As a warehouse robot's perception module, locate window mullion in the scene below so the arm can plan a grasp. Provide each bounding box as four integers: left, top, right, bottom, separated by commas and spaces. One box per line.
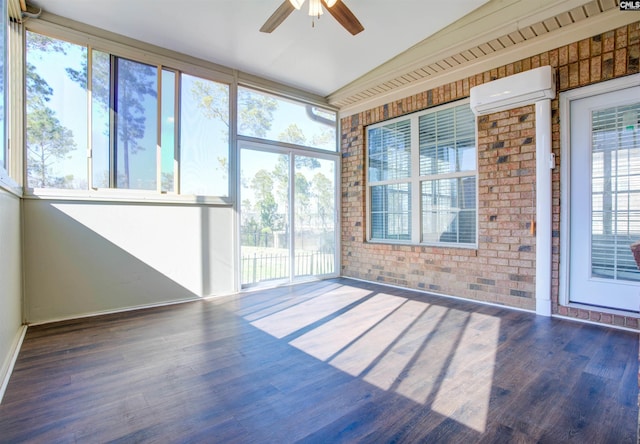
155, 65, 162, 193
8, 19, 23, 185
411, 114, 421, 244
87, 47, 93, 190
174, 71, 180, 195
289, 151, 295, 282
109, 55, 117, 188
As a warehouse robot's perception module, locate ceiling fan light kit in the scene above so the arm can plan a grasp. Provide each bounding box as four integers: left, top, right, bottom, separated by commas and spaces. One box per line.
289, 0, 338, 11
262, 0, 364, 35
308, 0, 323, 17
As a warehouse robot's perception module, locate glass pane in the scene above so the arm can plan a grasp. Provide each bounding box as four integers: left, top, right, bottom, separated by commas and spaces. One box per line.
295, 156, 336, 278
240, 150, 290, 286
26, 32, 88, 189
115, 57, 157, 190
370, 183, 411, 241
368, 119, 411, 182
91, 50, 110, 188
591, 103, 640, 281
180, 73, 229, 196
422, 177, 476, 244
419, 104, 475, 176
161, 69, 175, 193
238, 86, 337, 151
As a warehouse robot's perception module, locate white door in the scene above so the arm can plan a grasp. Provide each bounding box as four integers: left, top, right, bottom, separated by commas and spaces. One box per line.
569, 85, 640, 312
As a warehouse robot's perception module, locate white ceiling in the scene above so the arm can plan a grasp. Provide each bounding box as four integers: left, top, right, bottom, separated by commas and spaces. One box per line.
29, 0, 490, 97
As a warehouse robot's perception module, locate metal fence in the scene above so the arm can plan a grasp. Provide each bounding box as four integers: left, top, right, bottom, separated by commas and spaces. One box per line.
241, 250, 335, 286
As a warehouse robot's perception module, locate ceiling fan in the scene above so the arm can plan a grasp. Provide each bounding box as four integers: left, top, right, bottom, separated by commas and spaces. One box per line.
260, 0, 364, 36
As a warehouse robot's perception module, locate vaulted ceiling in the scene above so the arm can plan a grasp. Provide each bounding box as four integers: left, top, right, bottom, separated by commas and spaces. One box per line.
27, 0, 489, 95
24, 0, 635, 114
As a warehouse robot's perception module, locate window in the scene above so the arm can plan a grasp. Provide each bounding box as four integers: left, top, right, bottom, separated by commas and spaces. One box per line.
237, 87, 339, 287
238, 86, 336, 151
367, 101, 477, 246
25, 31, 230, 197
180, 74, 229, 196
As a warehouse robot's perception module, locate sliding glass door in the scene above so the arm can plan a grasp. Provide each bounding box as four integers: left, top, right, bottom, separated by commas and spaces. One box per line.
294, 155, 336, 279
240, 143, 337, 287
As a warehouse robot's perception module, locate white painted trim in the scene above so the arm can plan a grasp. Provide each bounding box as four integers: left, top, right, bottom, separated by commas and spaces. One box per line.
535, 99, 553, 317
342, 276, 535, 314
22, 190, 234, 206
0, 325, 27, 404
26, 295, 204, 327
335, 10, 636, 117
0, 173, 21, 197
558, 74, 640, 307
364, 99, 478, 248
344, 276, 637, 332
332, 0, 590, 104
236, 139, 341, 289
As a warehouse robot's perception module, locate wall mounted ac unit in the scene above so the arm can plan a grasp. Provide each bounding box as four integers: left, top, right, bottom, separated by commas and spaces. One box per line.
470, 65, 556, 116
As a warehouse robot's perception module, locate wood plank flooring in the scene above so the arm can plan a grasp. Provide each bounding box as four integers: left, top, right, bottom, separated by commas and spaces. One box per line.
0, 278, 637, 443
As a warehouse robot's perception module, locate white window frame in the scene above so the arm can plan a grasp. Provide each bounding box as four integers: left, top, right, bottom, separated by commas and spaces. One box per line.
236, 138, 341, 287
0, 0, 16, 195
366, 99, 478, 247
22, 20, 237, 205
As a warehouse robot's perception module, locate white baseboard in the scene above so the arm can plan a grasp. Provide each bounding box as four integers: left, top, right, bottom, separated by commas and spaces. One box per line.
27, 296, 203, 326
0, 325, 28, 404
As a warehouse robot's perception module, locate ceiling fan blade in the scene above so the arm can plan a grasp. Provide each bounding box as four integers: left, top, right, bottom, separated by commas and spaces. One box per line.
322, 0, 364, 35
260, 1, 296, 33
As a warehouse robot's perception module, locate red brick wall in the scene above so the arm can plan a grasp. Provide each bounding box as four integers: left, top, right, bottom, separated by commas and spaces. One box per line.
340, 22, 640, 329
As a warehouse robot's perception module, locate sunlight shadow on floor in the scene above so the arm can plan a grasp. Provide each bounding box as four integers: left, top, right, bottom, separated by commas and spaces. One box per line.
250, 287, 373, 339
246, 284, 500, 433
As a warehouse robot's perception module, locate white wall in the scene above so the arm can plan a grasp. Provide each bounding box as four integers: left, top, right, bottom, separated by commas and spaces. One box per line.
23, 200, 235, 323
0, 187, 23, 393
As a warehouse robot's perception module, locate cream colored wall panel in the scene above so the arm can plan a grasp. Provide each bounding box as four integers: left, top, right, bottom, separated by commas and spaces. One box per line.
23, 200, 235, 323
0, 189, 23, 399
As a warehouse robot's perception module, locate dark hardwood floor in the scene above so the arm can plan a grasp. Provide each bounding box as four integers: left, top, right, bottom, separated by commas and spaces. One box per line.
1, 278, 637, 443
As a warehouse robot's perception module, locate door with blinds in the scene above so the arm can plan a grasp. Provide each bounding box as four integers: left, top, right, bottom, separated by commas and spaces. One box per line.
569, 85, 640, 312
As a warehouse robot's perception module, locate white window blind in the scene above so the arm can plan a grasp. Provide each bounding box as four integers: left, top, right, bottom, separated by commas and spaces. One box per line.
368, 119, 411, 182
591, 103, 640, 281
419, 105, 475, 175
367, 101, 476, 245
